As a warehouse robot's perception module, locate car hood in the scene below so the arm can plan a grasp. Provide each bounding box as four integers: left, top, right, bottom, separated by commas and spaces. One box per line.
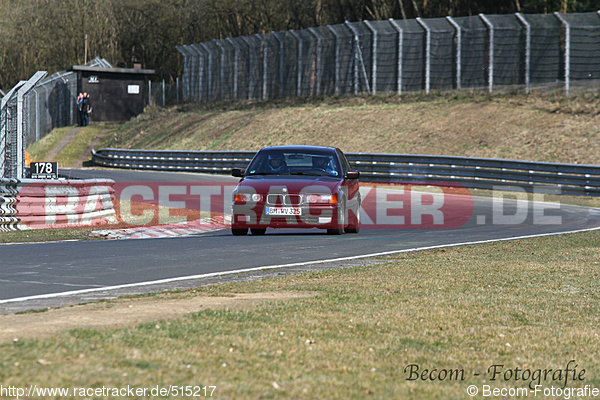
236, 175, 342, 193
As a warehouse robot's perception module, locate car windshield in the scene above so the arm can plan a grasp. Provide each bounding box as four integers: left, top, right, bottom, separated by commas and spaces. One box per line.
246, 150, 341, 177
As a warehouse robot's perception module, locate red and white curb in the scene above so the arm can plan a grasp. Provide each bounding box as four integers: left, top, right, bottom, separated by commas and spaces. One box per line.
91, 215, 230, 239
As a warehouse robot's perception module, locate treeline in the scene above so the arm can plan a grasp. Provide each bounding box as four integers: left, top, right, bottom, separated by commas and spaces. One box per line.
0, 0, 597, 89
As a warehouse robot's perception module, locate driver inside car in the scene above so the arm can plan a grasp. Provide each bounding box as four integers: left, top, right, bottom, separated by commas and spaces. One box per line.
312, 156, 338, 175
266, 153, 289, 173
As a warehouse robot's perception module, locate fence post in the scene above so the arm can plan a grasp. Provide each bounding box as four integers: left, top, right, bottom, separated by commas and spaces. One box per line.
554, 12, 570, 95
272, 32, 285, 98
190, 45, 205, 102
326, 26, 341, 95
148, 80, 152, 106
0, 84, 19, 176
34, 88, 40, 142
345, 21, 371, 95
389, 19, 404, 95
16, 71, 47, 178
227, 38, 240, 100
446, 16, 462, 90
241, 36, 255, 99
176, 45, 192, 102
345, 22, 360, 94
176, 77, 179, 105
162, 79, 165, 107
416, 18, 431, 94
364, 21, 377, 95
215, 40, 226, 100
515, 13, 531, 94
256, 34, 268, 99
479, 14, 494, 93
290, 30, 303, 97
308, 28, 323, 95
199, 43, 213, 101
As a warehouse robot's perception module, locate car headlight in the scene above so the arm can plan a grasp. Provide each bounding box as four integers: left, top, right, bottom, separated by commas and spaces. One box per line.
306, 194, 338, 204
233, 193, 264, 203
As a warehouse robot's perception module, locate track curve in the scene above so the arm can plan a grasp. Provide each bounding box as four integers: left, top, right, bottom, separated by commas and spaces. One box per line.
1, 169, 599, 313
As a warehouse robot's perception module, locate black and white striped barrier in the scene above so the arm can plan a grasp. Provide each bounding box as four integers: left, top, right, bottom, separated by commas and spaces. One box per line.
0, 178, 117, 231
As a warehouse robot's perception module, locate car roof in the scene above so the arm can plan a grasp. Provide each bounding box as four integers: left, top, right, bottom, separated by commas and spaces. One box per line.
258, 145, 339, 153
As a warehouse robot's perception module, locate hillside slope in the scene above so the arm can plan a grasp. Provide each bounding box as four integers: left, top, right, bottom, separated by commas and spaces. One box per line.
102, 93, 599, 165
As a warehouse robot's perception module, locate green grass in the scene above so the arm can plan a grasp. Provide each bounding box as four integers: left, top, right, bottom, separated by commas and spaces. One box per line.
26, 126, 73, 160
1, 231, 599, 399
53, 125, 108, 167
27, 125, 111, 168
0, 227, 101, 243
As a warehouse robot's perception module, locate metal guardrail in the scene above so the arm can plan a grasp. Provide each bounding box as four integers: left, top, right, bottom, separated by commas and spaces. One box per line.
92, 148, 600, 197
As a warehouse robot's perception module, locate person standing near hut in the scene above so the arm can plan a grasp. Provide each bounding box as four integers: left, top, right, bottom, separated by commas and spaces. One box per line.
81, 92, 92, 126
76, 93, 84, 126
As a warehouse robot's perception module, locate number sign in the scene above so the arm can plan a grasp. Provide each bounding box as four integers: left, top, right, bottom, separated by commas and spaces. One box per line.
30, 162, 58, 179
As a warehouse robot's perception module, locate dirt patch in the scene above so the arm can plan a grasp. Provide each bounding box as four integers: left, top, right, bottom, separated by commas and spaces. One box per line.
0, 291, 318, 343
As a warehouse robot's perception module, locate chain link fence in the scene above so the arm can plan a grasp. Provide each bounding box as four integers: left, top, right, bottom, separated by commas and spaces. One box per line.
23, 57, 112, 148
177, 11, 600, 103
1, 72, 48, 179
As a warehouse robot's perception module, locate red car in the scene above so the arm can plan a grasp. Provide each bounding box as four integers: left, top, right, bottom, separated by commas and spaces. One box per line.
231, 145, 361, 235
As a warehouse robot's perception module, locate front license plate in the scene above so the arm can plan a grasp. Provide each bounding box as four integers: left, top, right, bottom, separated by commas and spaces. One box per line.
266, 207, 301, 216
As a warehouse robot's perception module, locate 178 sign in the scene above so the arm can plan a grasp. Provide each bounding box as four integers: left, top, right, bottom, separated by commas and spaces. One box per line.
30, 161, 58, 179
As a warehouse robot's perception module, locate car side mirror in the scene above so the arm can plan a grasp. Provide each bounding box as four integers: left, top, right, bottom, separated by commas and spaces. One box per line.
346, 171, 360, 179
231, 168, 244, 177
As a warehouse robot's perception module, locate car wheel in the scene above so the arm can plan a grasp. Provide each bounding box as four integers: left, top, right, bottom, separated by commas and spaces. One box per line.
327, 200, 345, 235
344, 206, 360, 234
231, 228, 248, 236
250, 228, 266, 235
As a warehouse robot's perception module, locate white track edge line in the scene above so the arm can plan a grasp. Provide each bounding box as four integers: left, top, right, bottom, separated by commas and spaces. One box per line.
1, 226, 599, 305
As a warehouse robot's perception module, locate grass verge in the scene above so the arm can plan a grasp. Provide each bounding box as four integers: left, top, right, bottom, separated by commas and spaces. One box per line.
25, 126, 73, 160
26, 125, 110, 167
0, 227, 100, 244
1, 230, 599, 399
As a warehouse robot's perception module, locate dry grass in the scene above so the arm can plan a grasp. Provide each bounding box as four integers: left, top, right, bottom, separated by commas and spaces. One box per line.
27, 125, 109, 167
103, 92, 600, 165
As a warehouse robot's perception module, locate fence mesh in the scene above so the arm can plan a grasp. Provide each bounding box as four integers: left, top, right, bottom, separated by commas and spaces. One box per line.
561, 12, 600, 91
451, 15, 488, 89
178, 11, 600, 102
0, 93, 19, 178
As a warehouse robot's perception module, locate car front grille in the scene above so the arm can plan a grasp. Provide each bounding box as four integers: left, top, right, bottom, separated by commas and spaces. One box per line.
267, 194, 302, 205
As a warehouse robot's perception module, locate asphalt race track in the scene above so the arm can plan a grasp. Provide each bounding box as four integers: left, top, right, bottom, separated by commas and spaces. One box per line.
1, 169, 599, 313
